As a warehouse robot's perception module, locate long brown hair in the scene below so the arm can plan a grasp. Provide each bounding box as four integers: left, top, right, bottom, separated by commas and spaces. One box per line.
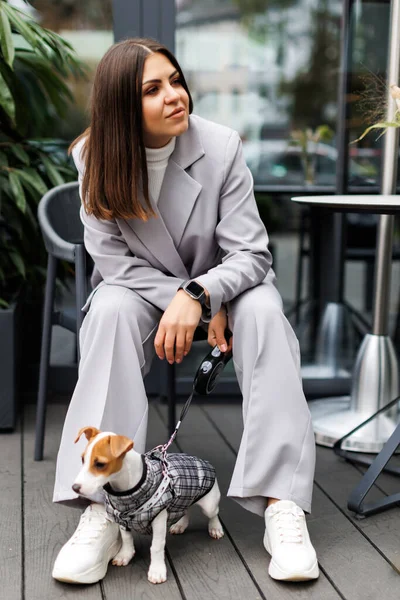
70, 38, 193, 221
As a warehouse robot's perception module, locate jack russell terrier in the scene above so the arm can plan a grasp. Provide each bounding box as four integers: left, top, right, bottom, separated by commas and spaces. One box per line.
72, 426, 224, 584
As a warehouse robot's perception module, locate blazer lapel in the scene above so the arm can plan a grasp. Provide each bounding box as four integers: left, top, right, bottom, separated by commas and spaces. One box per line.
127, 203, 189, 279
158, 117, 205, 247
126, 117, 205, 279
158, 160, 202, 249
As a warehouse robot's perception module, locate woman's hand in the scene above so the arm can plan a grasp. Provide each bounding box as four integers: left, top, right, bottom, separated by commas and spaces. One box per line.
154, 290, 202, 364
207, 305, 233, 353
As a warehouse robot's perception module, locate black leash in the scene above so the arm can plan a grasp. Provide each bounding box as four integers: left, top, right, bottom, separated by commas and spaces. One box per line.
156, 333, 233, 457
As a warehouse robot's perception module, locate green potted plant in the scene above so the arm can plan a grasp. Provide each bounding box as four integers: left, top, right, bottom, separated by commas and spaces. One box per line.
289, 124, 334, 185
0, 0, 85, 428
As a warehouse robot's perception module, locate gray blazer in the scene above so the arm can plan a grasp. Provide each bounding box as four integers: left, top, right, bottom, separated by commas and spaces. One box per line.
72, 114, 272, 318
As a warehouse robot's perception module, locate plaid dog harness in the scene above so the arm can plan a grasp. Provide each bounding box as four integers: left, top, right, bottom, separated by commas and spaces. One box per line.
103, 449, 216, 535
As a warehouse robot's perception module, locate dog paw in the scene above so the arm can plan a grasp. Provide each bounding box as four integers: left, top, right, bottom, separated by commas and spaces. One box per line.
208, 516, 224, 539
170, 523, 185, 534
169, 517, 189, 535
209, 526, 224, 539
112, 549, 135, 566
148, 563, 167, 584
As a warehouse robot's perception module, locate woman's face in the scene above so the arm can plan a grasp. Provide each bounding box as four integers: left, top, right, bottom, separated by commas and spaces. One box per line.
141, 52, 189, 148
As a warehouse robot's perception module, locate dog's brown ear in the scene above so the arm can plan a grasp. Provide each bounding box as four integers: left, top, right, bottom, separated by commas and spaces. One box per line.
109, 435, 134, 458
74, 426, 101, 444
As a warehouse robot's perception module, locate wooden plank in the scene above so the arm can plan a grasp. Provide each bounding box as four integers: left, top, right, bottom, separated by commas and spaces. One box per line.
149, 401, 340, 600
23, 404, 102, 600
23, 403, 183, 600
0, 421, 22, 599
203, 402, 400, 599
314, 443, 400, 575
147, 402, 269, 600
103, 534, 183, 600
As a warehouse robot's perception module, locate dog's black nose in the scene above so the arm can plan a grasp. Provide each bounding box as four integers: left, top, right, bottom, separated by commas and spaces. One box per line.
72, 483, 81, 493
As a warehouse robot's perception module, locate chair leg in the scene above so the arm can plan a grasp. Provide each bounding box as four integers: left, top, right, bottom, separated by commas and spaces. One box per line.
74, 245, 87, 362
294, 209, 307, 326
364, 260, 374, 313
34, 255, 57, 461
167, 362, 177, 436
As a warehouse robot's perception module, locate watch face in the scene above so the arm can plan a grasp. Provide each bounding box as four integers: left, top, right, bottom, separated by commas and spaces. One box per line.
186, 281, 204, 298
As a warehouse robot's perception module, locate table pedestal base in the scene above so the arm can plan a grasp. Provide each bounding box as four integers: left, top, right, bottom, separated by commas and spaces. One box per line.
309, 396, 400, 452
309, 334, 399, 452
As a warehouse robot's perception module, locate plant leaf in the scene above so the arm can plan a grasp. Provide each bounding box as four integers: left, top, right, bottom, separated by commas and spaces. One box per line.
315, 124, 334, 142
352, 121, 400, 143
2, 3, 38, 50
0, 150, 8, 167
10, 144, 30, 165
10, 250, 26, 278
0, 66, 15, 123
14, 167, 47, 196
39, 153, 64, 186
0, 7, 15, 68
9, 171, 26, 212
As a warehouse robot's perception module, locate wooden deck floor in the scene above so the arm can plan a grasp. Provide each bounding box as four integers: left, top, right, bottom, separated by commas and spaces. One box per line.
3, 399, 400, 600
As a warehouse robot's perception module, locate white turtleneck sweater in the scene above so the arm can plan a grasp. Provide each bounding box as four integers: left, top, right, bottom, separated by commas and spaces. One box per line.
145, 137, 176, 204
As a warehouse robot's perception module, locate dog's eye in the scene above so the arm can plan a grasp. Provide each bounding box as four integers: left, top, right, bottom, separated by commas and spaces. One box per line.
81, 456, 84, 464
95, 461, 106, 469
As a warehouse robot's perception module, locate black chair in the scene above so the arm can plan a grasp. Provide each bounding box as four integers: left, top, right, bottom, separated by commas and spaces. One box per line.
35, 182, 87, 461
34, 182, 198, 457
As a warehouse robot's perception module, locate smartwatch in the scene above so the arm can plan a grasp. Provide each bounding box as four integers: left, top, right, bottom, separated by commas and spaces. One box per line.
178, 280, 209, 309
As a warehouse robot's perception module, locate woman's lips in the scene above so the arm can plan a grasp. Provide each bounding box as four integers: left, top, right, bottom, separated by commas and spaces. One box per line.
167, 108, 186, 119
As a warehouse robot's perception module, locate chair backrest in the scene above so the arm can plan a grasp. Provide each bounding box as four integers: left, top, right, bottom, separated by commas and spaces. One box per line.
38, 181, 82, 262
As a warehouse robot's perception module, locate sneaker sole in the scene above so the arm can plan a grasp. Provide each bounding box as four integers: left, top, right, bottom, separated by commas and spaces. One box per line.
268, 558, 319, 581
52, 538, 122, 584
264, 533, 319, 582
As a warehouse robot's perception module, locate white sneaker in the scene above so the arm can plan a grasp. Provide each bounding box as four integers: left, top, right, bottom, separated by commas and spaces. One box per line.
52, 503, 122, 584
264, 500, 319, 581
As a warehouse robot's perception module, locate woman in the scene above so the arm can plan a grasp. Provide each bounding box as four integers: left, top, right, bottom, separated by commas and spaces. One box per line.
52, 38, 318, 585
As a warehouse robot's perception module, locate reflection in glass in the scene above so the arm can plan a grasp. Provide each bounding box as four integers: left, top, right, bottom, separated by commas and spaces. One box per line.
175, 0, 341, 187
31, 0, 114, 139
348, 2, 392, 187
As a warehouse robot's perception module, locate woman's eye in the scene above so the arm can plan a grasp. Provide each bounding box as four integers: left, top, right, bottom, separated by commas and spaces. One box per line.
172, 78, 182, 86
145, 87, 157, 95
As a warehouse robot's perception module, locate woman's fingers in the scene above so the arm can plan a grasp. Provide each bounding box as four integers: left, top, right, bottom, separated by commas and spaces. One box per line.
207, 327, 217, 347
209, 324, 227, 352
227, 335, 233, 353
215, 330, 227, 352
161, 325, 195, 363
184, 330, 194, 357
154, 325, 166, 360
175, 330, 186, 364
164, 328, 177, 364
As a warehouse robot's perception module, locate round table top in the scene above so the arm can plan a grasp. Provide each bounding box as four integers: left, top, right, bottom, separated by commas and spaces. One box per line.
291, 194, 400, 213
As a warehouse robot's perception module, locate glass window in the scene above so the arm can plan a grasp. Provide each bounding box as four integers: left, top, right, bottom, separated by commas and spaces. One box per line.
31, 0, 114, 140
348, 1, 394, 187
175, 0, 342, 187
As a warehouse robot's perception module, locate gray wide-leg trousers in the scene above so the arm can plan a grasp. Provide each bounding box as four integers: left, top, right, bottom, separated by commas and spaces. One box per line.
53, 272, 315, 516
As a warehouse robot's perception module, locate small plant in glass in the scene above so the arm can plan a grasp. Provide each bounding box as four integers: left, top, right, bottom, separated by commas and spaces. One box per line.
289, 125, 334, 185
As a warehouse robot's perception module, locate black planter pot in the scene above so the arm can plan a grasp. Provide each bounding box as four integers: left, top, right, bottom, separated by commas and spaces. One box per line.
0, 301, 21, 431
19, 301, 43, 399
